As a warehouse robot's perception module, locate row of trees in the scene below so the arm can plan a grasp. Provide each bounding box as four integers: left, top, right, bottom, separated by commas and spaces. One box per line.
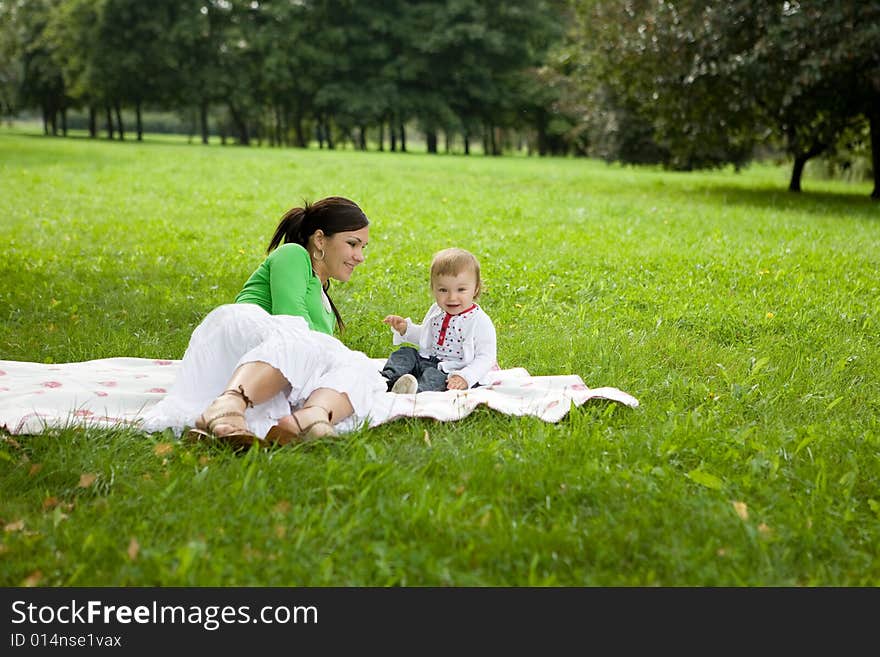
0, 0, 565, 154
1, 0, 877, 197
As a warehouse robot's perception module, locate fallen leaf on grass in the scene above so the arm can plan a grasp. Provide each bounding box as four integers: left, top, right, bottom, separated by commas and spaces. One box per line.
5, 520, 25, 532
78, 473, 97, 488
28, 463, 43, 476
42, 497, 59, 510
2, 436, 22, 449
52, 507, 68, 527
22, 570, 42, 587
687, 469, 723, 490
127, 538, 140, 561
423, 429, 431, 447
153, 443, 173, 457
732, 501, 749, 520
758, 523, 773, 537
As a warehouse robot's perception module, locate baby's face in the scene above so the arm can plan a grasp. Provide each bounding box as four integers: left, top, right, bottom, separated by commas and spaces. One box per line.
431, 270, 479, 315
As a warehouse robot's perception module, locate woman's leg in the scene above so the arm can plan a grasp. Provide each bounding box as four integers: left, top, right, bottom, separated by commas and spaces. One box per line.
226, 361, 289, 405
271, 387, 354, 442
198, 361, 289, 437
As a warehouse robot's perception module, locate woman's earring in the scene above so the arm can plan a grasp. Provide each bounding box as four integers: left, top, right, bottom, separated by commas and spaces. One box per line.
313, 248, 325, 262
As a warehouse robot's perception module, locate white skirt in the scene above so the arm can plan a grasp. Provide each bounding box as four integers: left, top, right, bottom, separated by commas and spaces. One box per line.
140, 304, 387, 437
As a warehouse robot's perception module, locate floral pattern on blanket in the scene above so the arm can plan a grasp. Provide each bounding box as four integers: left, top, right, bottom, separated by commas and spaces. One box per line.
0, 358, 177, 434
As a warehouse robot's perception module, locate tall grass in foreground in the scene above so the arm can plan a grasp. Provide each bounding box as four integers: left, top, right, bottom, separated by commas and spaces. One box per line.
0, 130, 878, 586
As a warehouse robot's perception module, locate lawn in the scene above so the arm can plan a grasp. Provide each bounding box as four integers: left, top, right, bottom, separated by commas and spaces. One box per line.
0, 129, 878, 586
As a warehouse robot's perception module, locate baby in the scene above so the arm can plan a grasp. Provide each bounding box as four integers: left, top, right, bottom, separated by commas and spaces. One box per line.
381, 247, 497, 394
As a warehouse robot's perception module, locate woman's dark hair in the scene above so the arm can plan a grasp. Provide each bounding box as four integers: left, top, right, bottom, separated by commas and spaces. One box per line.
267, 196, 369, 331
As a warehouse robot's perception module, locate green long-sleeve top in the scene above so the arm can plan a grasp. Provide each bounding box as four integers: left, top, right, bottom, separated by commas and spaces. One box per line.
234, 243, 335, 335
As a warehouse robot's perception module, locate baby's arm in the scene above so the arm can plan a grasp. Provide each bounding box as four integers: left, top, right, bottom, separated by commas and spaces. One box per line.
382, 315, 408, 336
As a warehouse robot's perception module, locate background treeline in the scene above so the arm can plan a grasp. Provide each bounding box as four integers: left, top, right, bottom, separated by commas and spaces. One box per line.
1, 0, 877, 197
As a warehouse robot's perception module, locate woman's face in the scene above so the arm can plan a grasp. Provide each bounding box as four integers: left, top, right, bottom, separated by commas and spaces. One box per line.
314, 226, 369, 283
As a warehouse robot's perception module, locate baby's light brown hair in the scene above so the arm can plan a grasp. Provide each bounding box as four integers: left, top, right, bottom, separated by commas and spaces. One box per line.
430, 248, 482, 298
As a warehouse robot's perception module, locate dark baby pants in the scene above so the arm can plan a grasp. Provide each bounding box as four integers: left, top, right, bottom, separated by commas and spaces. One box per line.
381, 346, 449, 392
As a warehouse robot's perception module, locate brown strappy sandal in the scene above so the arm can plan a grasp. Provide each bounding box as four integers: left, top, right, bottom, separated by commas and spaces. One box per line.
185, 385, 262, 450
265, 405, 338, 446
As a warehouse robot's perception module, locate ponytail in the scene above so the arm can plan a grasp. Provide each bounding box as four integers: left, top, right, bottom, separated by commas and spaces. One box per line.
267, 202, 311, 254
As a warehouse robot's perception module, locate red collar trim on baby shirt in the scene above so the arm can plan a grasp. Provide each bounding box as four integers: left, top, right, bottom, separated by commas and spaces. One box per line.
437, 304, 477, 346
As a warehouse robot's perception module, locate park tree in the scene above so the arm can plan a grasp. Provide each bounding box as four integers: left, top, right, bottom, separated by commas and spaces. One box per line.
693, 1, 880, 194
5, 0, 70, 135
95, 0, 180, 141
166, 1, 228, 145
254, 0, 323, 148
0, 1, 23, 119
190, 0, 263, 145
310, 0, 399, 150
396, 0, 564, 155
574, 0, 758, 169
574, 0, 879, 197
44, 0, 107, 138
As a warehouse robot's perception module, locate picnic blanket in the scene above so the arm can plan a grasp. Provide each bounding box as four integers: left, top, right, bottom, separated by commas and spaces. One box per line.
0, 358, 639, 436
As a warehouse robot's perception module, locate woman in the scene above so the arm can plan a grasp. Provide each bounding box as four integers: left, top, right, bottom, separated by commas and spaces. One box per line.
141, 196, 387, 449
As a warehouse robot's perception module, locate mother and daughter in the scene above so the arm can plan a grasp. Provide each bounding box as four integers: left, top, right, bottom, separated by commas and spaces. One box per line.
142, 196, 497, 449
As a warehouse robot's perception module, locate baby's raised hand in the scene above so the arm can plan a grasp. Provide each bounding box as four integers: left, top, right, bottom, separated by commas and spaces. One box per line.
382, 315, 407, 335
446, 374, 468, 390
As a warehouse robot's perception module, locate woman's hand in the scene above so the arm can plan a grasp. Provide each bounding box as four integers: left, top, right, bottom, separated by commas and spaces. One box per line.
446, 374, 468, 390
382, 315, 407, 335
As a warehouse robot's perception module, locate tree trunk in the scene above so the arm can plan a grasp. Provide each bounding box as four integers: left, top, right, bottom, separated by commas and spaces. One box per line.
135, 101, 143, 141
378, 122, 384, 151
325, 118, 334, 149
425, 130, 437, 153
228, 103, 249, 145
399, 123, 406, 152
389, 119, 396, 151
358, 124, 367, 151
445, 131, 451, 153
114, 103, 125, 140
105, 106, 114, 139
537, 113, 548, 156
200, 101, 209, 145
788, 155, 807, 192
464, 133, 470, 155
788, 141, 827, 192
295, 115, 305, 148
88, 106, 96, 138
61, 108, 67, 136
487, 125, 499, 156
42, 107, 49, 136
869, 109, 879, 200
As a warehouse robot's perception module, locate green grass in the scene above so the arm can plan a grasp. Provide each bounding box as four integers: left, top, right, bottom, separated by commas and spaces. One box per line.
0, 129, 878, 586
